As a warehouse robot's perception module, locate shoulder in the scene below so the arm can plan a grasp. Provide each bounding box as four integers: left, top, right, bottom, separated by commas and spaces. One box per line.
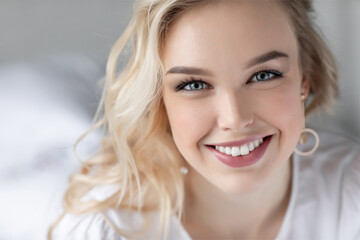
51, 186, 123, 239
320, 131, 360, 239
292, 128, 360, 238
51, 184, 185, 239
52, 208, 162, 240
295, 128, 359, 180
52, 209, 130, 240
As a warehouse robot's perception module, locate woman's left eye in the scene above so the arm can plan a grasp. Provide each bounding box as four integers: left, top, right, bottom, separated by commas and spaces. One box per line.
248, 70, 283, 83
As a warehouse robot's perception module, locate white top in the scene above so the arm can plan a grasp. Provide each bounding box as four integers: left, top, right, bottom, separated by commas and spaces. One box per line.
53, 129, 360, 240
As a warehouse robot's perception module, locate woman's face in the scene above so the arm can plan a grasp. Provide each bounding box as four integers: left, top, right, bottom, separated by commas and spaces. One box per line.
162, 1, 309, 194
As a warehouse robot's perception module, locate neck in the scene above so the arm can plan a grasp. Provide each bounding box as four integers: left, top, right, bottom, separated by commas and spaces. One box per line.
182, 158, 292, 239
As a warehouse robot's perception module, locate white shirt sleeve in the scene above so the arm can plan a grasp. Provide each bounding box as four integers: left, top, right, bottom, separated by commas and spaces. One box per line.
338, 149, 360, 239
52, 212, 123, 240
277, 129, 360, 240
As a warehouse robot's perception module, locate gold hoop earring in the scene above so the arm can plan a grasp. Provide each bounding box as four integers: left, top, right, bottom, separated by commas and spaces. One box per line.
294, 128, 319, 156
295, 93, 319, 156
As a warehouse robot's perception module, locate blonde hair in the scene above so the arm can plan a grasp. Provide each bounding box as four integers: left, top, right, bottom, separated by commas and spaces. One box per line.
49, 0, 338, 239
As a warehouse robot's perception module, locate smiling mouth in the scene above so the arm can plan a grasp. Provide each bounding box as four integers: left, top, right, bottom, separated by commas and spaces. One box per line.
207, 135, 273, 168
211, 136, 268, 157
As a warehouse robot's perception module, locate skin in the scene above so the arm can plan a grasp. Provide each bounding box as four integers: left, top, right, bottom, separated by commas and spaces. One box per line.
162, 1, 310, 239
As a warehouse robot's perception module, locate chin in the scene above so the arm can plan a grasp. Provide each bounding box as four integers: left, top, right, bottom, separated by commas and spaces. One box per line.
215, 173, 271, 195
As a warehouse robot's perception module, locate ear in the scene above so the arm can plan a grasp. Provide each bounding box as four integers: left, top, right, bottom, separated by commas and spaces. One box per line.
301, 76, 310, 99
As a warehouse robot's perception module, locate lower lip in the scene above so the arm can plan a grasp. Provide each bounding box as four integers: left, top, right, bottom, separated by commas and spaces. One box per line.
207, 136, 272, 168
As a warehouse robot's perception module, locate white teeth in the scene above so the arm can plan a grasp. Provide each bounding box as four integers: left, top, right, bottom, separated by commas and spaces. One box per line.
248, 142, 255, 151
231, 146, 241, 157
225, 147, 231, 155
240, 145, 249, 155
214, 137, 266, 156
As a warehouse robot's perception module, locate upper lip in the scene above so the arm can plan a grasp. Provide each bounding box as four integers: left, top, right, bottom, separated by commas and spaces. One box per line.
207, 134, 272, 147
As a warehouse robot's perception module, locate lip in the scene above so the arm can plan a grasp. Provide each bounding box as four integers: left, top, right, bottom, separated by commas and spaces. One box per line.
207, 134, 271, 147
207, 135, 273, 168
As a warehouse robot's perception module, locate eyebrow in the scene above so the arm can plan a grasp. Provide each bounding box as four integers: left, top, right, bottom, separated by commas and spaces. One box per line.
165, 66, 212, 76
165, 50, 289, 76
246, 50, 289, 68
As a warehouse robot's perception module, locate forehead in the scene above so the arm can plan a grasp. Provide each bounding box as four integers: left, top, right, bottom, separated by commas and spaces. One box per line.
163, 0, 298, 74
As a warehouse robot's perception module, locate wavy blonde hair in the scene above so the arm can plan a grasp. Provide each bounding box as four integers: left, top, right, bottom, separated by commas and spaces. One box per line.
49, 0, 338, 239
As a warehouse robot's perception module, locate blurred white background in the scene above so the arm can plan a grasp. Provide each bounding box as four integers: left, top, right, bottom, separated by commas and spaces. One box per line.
0, 1, 359, 239
0, 0, 133, 65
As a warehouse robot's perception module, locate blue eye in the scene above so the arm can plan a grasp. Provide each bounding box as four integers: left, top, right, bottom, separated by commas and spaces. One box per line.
184, 81, 208, 91
249, 70, 283, 83
176, 79, 210, 91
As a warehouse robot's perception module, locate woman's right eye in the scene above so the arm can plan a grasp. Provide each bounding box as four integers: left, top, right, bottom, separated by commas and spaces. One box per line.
176, 79, 210, 91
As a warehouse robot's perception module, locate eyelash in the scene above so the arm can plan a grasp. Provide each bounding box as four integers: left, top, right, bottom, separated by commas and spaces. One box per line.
247, 69, 283, 83
175, 77, 209, 92
175, 69, 284, 92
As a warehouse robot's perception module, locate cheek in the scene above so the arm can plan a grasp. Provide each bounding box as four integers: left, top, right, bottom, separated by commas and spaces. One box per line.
256, 83, 303, 150
164, 96, 214, 152
268, 91, 302, 125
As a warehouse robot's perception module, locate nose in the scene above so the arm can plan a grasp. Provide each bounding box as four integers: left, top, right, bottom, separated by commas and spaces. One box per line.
216, 91, 255, 132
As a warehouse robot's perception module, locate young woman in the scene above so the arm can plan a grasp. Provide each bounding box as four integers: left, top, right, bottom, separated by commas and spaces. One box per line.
50, 0, 360, 239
